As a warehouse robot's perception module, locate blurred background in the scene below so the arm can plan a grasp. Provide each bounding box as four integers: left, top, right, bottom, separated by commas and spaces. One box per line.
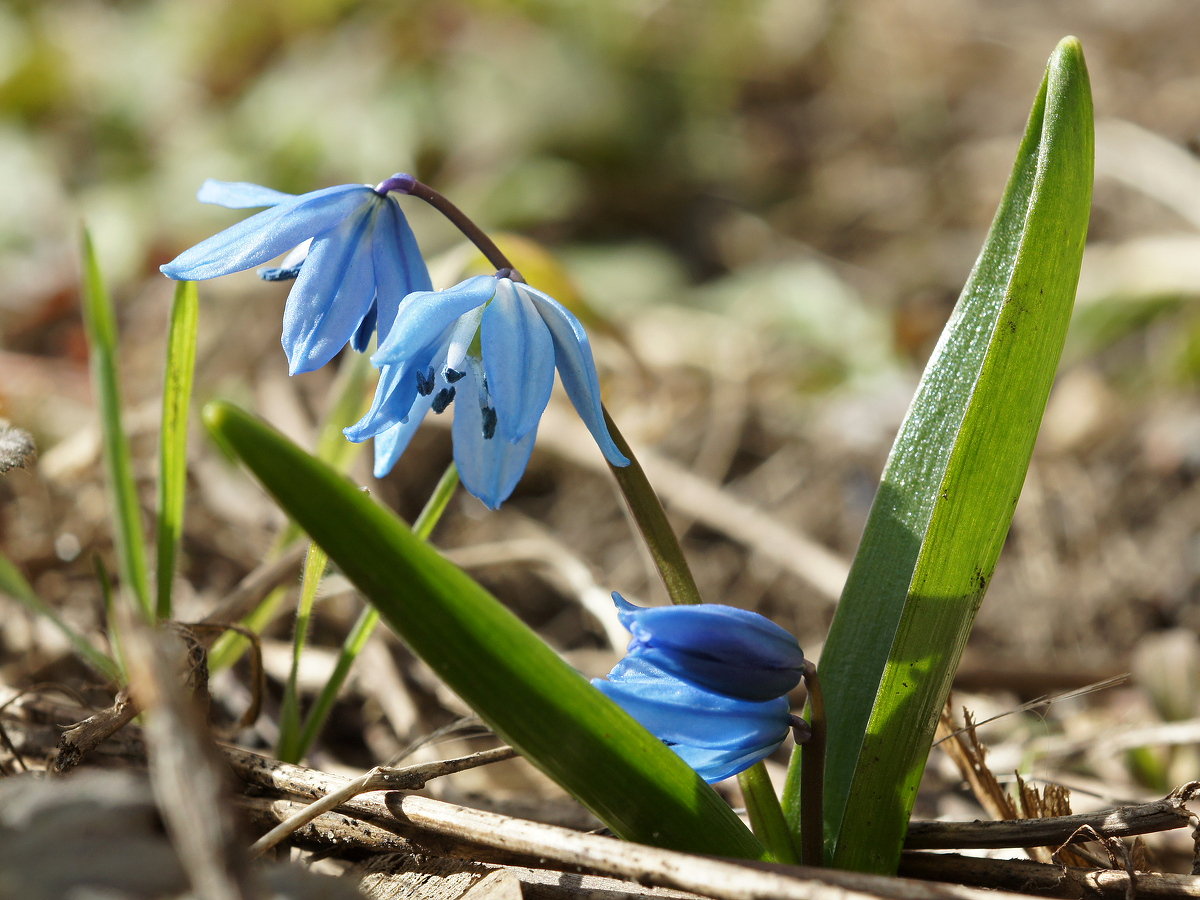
5, 0, 1200, 836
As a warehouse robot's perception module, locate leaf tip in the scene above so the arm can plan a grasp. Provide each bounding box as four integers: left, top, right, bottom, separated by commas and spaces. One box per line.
1050, 35, 1086, 72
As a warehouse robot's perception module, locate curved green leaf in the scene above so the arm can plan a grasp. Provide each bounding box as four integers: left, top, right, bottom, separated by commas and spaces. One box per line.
203, 399, 765, 859
783, 37, 1093, 872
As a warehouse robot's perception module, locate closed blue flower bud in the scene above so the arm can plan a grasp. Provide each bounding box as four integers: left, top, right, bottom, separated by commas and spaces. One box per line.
161, 177, 432, 376
612, 593, 804, 702
592, 656, 792, 783
343, 274, 629, 509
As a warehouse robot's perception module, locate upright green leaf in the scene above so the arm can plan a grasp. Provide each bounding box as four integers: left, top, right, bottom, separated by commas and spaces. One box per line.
81, 232, 152, 620
155, 280, 199, 620
203, 400, 765, 860
782, 37, 1093, 872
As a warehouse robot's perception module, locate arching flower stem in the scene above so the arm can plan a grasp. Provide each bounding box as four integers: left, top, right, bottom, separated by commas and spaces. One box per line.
602, 407, 704, 607
798, 660, 827, 868
381, 175, 524, 283
602, 408, 805, 862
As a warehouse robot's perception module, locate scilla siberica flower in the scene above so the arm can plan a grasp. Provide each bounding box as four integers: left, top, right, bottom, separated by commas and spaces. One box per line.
343, 274, 630, 509
593, 594, 801, 783
160, 177, 432, 374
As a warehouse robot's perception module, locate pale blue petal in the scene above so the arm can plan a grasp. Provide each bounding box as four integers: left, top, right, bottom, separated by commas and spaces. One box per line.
373, 276, 495, 367
282, 203, 379, 374
161, 184, 372, 281
524, 286, 628, 467
594, 659, 792, 750
482, 280, 555, 442
197, 179, 296, 209
344, 331, 450, 441
672, 736, 787, 783
370, 391, 436, 478
452, 369, 536, 509
372, 196, 433, 342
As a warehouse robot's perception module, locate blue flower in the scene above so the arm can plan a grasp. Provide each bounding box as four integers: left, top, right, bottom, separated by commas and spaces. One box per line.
160, 177, 431, 375
343, 274, 629, 509
612, 593, 804, 702
592, 656, 792, 783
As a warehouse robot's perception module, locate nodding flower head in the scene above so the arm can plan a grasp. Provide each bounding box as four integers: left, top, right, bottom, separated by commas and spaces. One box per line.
592, 594, 803, 781
343, 274, 629, 509
160, 176, 431, 375
593, 655, 793, 783
612, 593, 804, 702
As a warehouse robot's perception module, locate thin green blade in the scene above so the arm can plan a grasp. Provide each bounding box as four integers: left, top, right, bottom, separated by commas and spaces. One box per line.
0, 550, 119, 681
783, 37, 1093, 872
155, 279, 199, 620
80, 231, 152, 621
203, 399, 765, 859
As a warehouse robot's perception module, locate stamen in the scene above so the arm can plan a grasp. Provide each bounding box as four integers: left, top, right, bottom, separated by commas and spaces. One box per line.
444, 368, 466, 384
415, 367, 436, 396
431, 387, 456, 414
481, 406, 497, 440
258, 265, 302, 282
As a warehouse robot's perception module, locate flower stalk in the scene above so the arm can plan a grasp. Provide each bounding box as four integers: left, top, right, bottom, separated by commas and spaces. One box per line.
385, 175, 523, 281
602, 408, 703, 607
799, 660, 826, 867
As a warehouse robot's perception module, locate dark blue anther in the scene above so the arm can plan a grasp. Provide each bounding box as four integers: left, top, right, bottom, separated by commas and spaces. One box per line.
415, 367, 436, 396
431, 387, 456, 414
258, 265, 302, 282
481, 407, 497, 440
444, 368, 466, 384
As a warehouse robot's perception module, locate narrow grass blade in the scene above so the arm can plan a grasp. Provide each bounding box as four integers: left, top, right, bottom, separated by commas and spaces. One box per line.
277, 541, 327, 763
295, 462, 460, 760
782, 37, 1094, 872
80, 231, 152, 620
0, 551, 119, 682
155, 280, 199, 620
203, 399, 765, 859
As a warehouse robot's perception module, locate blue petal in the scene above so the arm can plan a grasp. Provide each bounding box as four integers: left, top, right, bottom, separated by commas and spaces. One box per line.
344, 332, 450, 441
593, 659, 792, 750
282, 202, 380, 374
370, 391, 436, 478
372, 196, 433, 343
672, 735, 788, 783
373, 276, 495, 367
161, 183, 372, 281
482, 280, 556, 442
196, 179, 296, 209
613, 593, 804, 701
524, 286, 628, 467
451, 368, 536, 509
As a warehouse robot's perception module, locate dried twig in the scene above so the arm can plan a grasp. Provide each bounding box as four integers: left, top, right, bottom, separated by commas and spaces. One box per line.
248, 746, 518, 857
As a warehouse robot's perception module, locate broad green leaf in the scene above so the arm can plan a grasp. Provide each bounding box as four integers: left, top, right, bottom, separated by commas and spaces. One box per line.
782, 37, 1094, 873
203, 400, 765, 859
155, 279, 199, 620
208, 350, 373, 671
80, 232, 152, 620
295, 462, 460, 761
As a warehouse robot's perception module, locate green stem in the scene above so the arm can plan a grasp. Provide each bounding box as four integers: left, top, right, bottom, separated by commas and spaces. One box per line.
799, 661, 827, 867
277, 541, 328, 762
295, 462, 460, 758
602, 407, 702, 607
737, 762, 799, 864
